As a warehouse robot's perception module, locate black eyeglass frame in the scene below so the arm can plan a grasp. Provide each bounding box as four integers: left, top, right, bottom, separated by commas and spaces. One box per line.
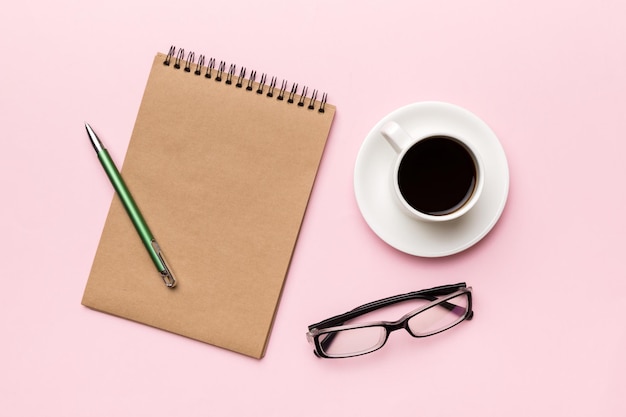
306, 283, 473, 358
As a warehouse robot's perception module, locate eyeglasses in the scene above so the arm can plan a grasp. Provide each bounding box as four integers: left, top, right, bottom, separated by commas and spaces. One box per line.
306, 283, 473, 358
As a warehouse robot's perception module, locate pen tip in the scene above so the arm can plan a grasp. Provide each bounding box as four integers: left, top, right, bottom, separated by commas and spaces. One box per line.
85, 123, 102, 152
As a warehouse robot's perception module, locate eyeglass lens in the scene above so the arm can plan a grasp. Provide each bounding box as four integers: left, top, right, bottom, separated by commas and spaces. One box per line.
407, 292, 469, 336
319, 325, 387, 357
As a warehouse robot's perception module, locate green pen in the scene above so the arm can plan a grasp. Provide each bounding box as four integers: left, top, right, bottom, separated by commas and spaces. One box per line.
85, 123, 176, 288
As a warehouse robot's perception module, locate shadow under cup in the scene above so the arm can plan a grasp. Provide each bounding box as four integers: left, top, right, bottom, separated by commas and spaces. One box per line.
397, 136, 478, 217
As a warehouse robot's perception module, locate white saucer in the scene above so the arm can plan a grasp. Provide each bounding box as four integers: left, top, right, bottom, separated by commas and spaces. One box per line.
354, 101, 509, 257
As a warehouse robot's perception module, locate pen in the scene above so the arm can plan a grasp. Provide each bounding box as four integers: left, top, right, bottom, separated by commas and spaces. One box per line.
85, 123, 177, 288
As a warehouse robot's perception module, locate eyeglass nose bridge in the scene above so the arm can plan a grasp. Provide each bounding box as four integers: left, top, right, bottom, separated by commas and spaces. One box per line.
386, 314, 430, 339
383, 319, 412, 336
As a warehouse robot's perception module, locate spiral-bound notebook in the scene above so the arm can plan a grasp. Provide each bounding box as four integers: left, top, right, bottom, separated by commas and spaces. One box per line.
82, 46, 335, 358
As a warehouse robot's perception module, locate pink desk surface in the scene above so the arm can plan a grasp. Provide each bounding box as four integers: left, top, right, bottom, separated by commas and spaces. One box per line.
2, 1, 625, 415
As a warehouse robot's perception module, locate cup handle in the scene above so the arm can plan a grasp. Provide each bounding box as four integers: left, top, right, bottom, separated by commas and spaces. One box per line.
380, 121, 413, 154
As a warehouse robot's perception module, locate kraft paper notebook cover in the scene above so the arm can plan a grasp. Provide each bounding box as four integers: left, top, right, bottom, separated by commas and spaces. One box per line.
82, 46, 335, 358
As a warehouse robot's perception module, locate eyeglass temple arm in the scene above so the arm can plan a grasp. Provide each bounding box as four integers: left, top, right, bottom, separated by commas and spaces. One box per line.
308, 283, 469, 331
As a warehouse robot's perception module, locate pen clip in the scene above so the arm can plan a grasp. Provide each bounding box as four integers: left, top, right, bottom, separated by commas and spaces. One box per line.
151, 239, 177, 288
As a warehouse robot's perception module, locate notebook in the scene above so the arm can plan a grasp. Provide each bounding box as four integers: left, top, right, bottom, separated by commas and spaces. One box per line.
82, 46, 336, 359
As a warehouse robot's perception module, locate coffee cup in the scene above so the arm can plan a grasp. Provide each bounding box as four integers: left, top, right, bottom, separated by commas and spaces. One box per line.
381, 121, 484, 222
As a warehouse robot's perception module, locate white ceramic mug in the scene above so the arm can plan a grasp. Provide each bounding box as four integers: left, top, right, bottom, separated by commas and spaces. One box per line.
381, 120, 484, 222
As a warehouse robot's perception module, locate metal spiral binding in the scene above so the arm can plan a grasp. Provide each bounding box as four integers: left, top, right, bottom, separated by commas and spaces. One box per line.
236, 68, 246, 88
246, 70, 256, 91
226, 64, 236, 85
194, 55, 205, 76
267, 77, 277, 98
163, 46, 327, 113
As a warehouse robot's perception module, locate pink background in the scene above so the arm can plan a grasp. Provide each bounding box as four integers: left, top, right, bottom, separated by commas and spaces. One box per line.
2, 0, 625, 415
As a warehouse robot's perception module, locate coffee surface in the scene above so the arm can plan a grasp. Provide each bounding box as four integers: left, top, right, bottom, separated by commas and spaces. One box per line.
398, 136, 476, 216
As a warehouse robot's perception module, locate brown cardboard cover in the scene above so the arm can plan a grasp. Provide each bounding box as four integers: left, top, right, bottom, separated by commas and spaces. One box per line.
82, 52, 335, 358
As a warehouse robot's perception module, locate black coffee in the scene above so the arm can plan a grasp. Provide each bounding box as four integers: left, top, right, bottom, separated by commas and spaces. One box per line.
397, 136, 477, 216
